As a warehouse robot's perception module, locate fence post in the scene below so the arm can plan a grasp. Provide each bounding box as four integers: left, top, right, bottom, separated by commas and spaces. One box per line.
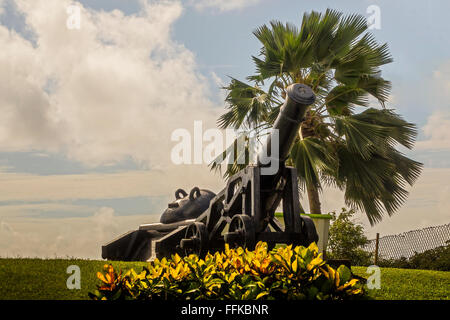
374, 233, 380, 265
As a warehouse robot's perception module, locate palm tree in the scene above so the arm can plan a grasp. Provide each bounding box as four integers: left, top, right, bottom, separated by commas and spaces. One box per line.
210, 9, 423, 225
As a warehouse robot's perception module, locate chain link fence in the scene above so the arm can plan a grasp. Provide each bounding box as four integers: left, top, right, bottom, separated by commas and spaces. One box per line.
363, 223, 450, 260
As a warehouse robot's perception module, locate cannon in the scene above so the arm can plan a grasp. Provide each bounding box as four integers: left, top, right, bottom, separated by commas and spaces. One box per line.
102, 83, 318, 261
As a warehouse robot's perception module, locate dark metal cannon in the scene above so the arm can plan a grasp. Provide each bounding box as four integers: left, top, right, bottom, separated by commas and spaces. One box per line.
102, 83, 318, 261
160, 187, 216, 224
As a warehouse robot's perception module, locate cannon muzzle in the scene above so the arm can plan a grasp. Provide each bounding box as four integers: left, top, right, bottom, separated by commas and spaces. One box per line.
258, 83, 315, 169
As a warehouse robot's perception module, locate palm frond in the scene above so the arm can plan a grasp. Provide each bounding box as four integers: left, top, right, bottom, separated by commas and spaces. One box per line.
333, 114, 389, 160
385, 146, 423, 186
355, 108, 418, 149
325, 85, 369, 115
217, 78, 272, 129
290, 137, 335, 189
329, 13, 368, 57
336, 145, 416, 225
333, 33, 393, 102
209, 132, 253, 179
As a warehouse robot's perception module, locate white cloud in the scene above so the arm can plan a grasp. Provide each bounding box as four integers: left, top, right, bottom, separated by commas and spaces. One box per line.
431, 62, 450, 101
0, 0, 222, 169
416, 110, 450, 150
0, 168, 223, 203
0, 208, 158, 259
0, 2, 231, 261
413, 61, 450, 152
191, 0, 262, 12
0, 25, 63, 153
0, 0, 228, 228
0, 202, 94, 218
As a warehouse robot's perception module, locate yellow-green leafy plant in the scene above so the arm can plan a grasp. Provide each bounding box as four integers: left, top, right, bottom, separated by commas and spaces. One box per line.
89, 242, 366, 300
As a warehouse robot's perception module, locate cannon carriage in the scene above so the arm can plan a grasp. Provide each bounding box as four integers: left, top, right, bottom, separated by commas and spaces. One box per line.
102, 83, 319, 261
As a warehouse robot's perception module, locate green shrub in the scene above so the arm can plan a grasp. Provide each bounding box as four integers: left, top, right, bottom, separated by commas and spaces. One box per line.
377, 256, 410, 269
378, 243, 450, 271
327, 208, 373, 266
89, 242, 367, 300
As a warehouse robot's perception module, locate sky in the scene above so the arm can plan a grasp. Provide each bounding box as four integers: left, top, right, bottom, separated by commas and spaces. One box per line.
0, 0, 449, 259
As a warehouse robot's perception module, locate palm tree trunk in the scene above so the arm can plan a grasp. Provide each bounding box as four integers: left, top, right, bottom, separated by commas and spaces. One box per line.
300, 112, 322, 214
298, 197, 306, 213
306, 183, 322, 214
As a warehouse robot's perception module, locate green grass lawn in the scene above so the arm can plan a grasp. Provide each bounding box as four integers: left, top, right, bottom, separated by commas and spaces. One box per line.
0, 258, 449, 300
0, 258, 148, 300
352, 266, 450, 300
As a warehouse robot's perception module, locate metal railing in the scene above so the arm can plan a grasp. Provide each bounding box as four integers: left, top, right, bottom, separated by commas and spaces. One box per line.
363, 223, 450, 260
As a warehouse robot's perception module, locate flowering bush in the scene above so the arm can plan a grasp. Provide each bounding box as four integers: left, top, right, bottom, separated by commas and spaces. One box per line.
89, 242, 366, 300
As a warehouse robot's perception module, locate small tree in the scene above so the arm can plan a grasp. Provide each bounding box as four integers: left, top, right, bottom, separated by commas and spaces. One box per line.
327, 208, 372, 265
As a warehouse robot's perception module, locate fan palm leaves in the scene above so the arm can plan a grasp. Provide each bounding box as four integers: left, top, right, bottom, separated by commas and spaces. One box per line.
211, 9, 422, 225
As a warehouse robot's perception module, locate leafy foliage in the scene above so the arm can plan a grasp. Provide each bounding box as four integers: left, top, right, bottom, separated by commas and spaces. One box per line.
327, 208, 373, 266
377, 243, 450, 271
89, 242, 366, 300
212, 9, 423, 224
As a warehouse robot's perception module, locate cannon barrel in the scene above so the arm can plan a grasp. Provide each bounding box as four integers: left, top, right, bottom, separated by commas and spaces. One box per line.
254, 83, 315, 232
257, 83, 315, 169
